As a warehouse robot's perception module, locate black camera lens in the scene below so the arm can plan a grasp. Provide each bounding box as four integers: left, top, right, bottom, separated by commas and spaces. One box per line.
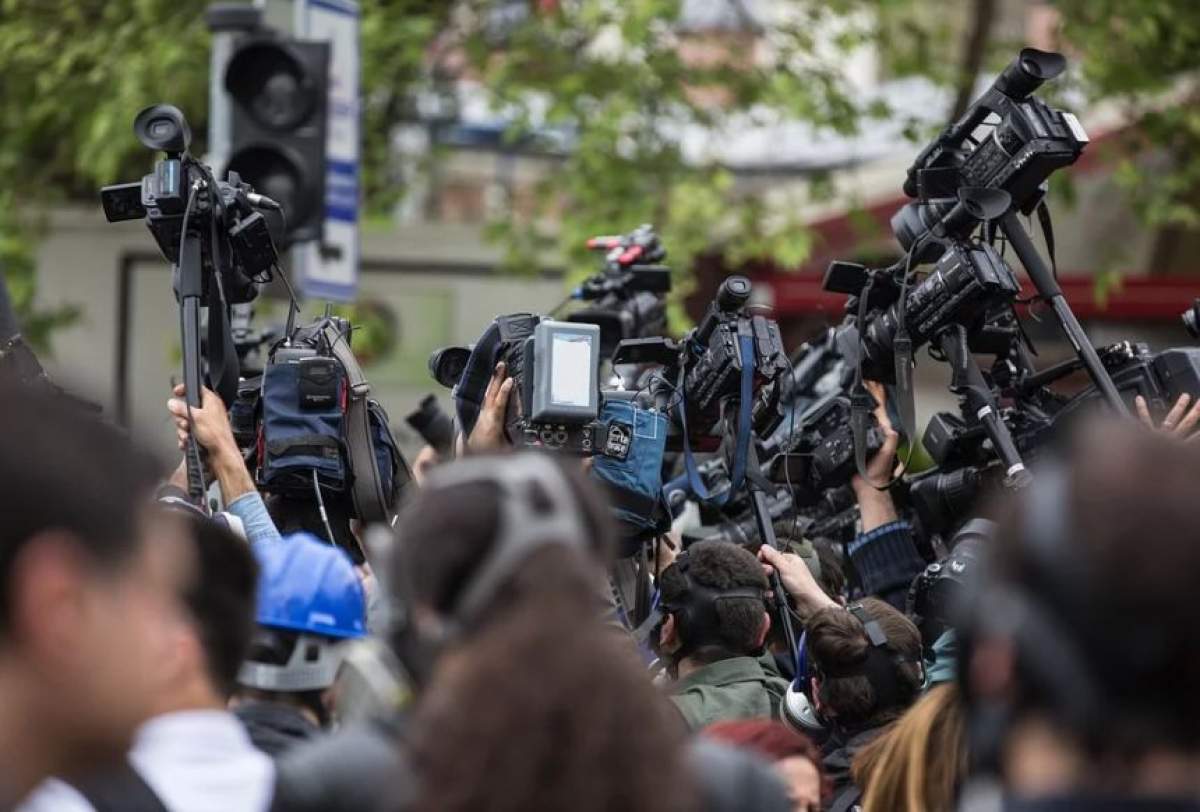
716, 275, 752, 312
406, 394, 455, 456
133, 104, 192, 154
428, 346, 471, 389
1183, 299, 1200, 341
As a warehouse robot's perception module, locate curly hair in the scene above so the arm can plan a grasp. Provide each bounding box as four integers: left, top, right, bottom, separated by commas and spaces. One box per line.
658, 540, 769, 666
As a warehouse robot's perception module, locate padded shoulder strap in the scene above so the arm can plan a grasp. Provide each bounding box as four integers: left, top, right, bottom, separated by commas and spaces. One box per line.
69, 761, 169, 812
322, 323, 389, 523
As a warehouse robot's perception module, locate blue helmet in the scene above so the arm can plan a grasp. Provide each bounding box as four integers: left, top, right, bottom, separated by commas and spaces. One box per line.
253, 532, 367, 640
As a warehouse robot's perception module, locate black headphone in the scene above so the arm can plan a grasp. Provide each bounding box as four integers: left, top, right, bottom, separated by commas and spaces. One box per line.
809, 602, 925, 720
389, 454, 595, 683
656, 550, 767, 658
957, 462, 1105, 772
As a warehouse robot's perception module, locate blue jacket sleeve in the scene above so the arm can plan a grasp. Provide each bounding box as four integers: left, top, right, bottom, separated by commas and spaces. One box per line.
226, 491, 284, 548
846, 521, 925, 611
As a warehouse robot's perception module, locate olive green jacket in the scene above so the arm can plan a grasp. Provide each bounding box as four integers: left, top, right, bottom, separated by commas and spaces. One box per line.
668, 655, 790, 731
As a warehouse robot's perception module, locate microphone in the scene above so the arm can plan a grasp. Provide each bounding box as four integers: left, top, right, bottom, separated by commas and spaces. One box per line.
246, 192, 282, 211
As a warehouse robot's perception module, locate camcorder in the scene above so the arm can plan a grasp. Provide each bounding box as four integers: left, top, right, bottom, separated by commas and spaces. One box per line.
100, 104, 282, 304
892, 47, 1089, 261
824, 238, 1022, 384
615, 275, 790, 451
100, 103, 284, 504
567, 224, 672, 358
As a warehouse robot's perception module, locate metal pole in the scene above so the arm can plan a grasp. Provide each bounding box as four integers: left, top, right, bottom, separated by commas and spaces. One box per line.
1000, 211, 1128, 415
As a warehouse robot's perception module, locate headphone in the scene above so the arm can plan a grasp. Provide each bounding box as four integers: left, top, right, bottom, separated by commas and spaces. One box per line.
390, 453, 595, 673
786, 601, 923, 736
957, 462, 1106, 772
655, 549, 767, 658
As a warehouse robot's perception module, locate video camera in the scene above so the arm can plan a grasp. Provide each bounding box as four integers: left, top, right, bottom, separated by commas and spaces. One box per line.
567, 224, 672, 358
615, 275, 790, 451
892, 48, 1089, 261
100, 104, 281, 301
100, 103, 284, 504
824, 235, 1022, 383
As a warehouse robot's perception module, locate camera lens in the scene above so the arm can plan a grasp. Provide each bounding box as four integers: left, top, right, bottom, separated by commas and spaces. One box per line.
1183, 299, 1200, 341
428, 346, 471, 389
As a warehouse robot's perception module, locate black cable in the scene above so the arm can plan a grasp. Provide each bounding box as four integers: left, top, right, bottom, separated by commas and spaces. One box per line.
312, 469, 336, 544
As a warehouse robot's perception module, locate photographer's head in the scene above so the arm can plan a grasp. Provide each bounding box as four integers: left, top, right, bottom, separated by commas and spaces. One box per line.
155, 509, 259, 706
962, 423, 1200, 797
391, 451, 615, 681
656, 540, 771, 676
0, 387, 184, 801
806, 598, 923, 732
235, 532, 366, 730
398, 453, 696, 812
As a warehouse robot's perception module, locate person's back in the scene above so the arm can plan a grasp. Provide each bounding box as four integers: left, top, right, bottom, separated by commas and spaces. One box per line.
961, 423, 1200, 810
657, 540, 789, 730
399, 454, 701, 812
803, 597, 924, 808
850, 683, 966, 812
0, 387, 183, 808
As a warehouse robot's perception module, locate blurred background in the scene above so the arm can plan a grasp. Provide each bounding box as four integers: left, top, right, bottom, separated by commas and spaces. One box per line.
2, 0, 1198, 459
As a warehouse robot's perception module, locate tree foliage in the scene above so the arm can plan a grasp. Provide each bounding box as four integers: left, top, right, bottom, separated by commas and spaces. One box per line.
6, 0, 1200, 352
1056, 0, 1200, 229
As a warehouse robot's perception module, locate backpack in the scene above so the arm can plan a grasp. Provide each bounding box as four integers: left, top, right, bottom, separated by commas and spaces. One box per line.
255, 316, 410, 523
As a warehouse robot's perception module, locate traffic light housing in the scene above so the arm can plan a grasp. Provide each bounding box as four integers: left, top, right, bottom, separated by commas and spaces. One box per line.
225, 35, 330, 247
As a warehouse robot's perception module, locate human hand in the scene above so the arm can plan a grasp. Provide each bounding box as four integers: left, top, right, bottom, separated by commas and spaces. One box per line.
168, 384, 253, 501
412, 444, 441, 485
168, 384, 238, 460
655, 531, 680, 578
1136, 393, 1200, 440
758, 544, 836, 619
851, 380, 900, 492
467, 362, 514, 453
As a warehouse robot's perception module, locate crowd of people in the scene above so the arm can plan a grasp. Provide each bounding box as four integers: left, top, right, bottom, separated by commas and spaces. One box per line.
3, 350, 1200, 812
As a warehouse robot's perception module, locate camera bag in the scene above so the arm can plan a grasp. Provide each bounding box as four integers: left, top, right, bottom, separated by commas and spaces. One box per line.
258, 317, 410, 522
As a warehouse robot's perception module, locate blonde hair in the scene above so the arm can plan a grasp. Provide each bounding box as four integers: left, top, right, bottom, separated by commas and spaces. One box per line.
852, 683, 967, 812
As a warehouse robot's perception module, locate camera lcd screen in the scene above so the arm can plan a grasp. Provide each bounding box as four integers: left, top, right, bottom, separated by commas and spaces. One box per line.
551, 334, 593, 406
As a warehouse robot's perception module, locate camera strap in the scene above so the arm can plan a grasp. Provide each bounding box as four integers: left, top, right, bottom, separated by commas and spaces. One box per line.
1035, 200, 1057, 279
678, 333, 755, 507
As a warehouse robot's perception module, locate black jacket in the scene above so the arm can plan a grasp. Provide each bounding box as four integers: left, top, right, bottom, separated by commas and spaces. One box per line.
822, 725, 885, 811
235, 701, 321, 758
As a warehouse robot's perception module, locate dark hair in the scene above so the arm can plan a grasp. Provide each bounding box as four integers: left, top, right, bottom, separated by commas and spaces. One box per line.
266, 493, 362, 564
239, 628, 328, 724
409, 551, 695, 812
982, 422, 1200, 758
178, 512, 259, 698
394, 454, 615, 624
807, 597, 923, 729
0, 386, 161, 638
658, 540, 768, 665
396, 454, 695, 812
705, 718, 831, 801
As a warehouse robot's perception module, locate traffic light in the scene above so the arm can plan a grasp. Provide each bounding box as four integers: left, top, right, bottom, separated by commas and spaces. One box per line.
225, 35, 330, 247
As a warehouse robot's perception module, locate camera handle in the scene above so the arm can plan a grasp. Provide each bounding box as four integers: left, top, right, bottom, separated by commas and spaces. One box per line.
744, 441, 800, 666
938, 327, 1031, 490
177, 219, 208, 508
999, 212, 1127, 415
